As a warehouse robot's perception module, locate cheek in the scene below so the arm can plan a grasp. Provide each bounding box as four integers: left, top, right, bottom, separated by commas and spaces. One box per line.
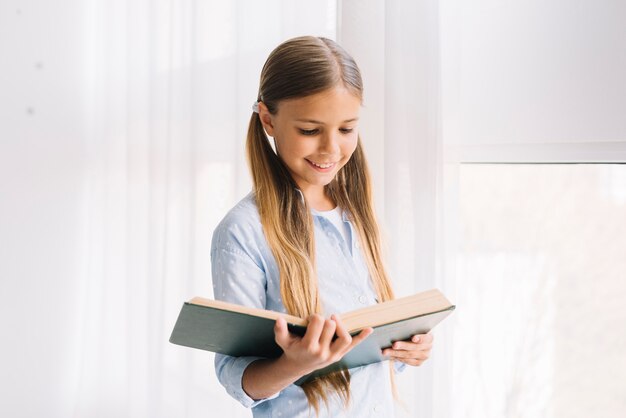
342, 136, 359, 159
274, 136, 309, 161
286, 142, 311, 160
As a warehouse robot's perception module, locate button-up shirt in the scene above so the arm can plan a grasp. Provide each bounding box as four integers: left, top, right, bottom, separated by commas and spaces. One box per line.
211, 192, 405, 417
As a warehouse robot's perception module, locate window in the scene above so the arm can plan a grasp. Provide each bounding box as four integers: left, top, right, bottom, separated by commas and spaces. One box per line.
452, 164, 626, 418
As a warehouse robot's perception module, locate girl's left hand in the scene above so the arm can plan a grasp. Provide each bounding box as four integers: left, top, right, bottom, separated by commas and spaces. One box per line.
382, 333, 433, 367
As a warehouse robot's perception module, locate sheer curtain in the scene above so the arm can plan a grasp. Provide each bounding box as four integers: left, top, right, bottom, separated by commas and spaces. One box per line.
1, 0, 448, 416
76, 2, 338, 417
339, 1, 445, 417
2, 1, 337, 417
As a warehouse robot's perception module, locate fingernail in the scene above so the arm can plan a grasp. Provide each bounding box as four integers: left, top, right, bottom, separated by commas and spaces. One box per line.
412, 336, 420, 343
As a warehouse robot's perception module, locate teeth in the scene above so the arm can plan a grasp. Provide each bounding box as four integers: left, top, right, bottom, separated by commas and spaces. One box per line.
309, 160, 334, 169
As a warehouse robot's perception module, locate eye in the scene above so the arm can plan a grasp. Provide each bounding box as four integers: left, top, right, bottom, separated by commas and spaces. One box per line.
340, 128, 354, 134
299, 129, 319, 136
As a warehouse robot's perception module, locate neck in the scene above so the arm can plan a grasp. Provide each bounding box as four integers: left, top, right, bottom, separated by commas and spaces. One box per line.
298, 185, 336, 211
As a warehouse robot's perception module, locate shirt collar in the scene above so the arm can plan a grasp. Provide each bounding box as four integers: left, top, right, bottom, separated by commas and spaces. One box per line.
294, 188, 351, 222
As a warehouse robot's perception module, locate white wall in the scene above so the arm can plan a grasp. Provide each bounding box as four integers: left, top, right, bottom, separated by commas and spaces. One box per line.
440, 0, 626, 148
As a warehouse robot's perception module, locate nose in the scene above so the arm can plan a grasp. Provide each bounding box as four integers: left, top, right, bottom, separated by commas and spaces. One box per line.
318, 130, 340, 155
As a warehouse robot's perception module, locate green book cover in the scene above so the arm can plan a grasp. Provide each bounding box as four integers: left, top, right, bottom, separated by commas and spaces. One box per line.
169, 290, 455, 385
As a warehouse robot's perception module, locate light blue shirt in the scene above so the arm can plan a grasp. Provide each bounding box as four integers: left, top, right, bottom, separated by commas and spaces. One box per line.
211, 192, 406, 417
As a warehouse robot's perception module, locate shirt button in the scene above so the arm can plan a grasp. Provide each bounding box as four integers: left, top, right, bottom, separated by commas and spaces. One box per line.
373, 404, 381, 413
354, 241, 360, 249
358, 294, 367, 304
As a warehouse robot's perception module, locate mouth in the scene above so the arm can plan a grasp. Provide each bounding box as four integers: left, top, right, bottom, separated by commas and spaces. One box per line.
305, 159, 338, 172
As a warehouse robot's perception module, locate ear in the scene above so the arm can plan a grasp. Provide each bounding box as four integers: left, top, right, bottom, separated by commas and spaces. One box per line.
257, 102, 276, 137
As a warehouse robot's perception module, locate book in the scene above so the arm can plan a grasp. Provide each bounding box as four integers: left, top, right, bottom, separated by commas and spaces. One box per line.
169, 288, 455, 385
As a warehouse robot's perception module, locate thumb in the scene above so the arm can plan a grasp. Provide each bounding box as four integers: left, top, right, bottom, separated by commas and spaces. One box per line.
274, 317, 292, 348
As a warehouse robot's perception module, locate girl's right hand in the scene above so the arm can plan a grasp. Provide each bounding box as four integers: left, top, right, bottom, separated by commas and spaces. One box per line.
273, 313, 374, 376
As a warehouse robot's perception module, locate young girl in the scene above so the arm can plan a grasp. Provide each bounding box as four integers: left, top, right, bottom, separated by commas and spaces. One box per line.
211, 36, 434, 417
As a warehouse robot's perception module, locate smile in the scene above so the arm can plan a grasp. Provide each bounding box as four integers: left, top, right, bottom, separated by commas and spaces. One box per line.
305, 159, 337, 171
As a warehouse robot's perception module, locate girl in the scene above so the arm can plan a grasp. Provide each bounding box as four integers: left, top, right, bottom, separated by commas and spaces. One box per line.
211, 36, 434, 417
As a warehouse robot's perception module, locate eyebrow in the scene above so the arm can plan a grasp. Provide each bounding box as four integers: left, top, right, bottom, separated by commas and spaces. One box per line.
294, 117, 359, 124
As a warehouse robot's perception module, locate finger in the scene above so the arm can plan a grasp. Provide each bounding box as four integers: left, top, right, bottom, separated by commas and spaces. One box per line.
348, 327, 373, 349
391, 341, 416, 351
274, 317, 295, 348
302, 314, 325, 346
411, 333, 434, 344
329, 314, 352, 351
318, 318, 337, 348
394, 357, 426, 367
390, 341, 433, 351
384, 349, 430, 360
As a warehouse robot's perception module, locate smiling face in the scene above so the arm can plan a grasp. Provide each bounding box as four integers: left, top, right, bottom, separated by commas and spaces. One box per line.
258, 85, 361, 207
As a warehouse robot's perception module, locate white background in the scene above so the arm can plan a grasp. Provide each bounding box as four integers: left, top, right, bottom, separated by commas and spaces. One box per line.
1, 0, 625, 417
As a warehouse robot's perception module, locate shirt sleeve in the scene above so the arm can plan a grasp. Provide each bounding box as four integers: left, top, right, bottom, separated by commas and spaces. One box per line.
211, 224, 281, 408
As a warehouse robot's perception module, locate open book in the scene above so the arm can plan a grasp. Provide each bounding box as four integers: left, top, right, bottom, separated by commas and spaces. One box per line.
169, 288, 455, 385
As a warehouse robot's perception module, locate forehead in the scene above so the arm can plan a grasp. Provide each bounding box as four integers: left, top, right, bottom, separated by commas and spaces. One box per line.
275, 86, 361, 122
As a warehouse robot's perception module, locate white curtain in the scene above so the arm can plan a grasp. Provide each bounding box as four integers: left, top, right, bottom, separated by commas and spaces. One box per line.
76, 2, 338, 417
1, 1, 338, 417
2, 0, 456, 416
339, 1, 445, 416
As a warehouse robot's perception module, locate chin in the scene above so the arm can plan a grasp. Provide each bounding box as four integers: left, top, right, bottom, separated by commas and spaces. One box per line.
307, 175, 336, 187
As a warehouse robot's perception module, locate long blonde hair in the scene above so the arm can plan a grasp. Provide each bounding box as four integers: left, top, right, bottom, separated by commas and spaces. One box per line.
246, 36, 397, 416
